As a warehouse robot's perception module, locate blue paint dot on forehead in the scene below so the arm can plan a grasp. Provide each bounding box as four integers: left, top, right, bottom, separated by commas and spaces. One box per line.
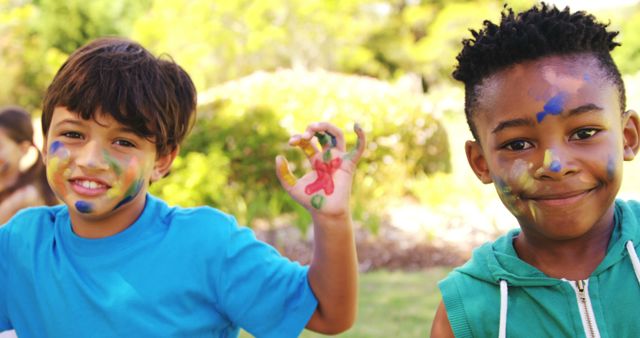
549, 160, 562, 173
49, 140, 63, 154
75, 201, 93, 214
536, 93, 567, 123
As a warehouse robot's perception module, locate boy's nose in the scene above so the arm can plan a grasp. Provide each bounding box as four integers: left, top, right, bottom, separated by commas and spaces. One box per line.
76, 140, 109, 171
533, 148, 578, 180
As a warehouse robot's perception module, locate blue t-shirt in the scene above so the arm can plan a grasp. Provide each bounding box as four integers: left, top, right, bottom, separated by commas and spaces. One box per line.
0, 194, 317, 337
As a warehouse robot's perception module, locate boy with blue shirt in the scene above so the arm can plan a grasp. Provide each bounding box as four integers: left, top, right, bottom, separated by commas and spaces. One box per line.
0, 37, 364, 337
431, 3, 640, 337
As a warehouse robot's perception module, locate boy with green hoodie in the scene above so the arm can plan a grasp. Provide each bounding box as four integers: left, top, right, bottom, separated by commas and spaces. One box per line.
431, 3, 640, 337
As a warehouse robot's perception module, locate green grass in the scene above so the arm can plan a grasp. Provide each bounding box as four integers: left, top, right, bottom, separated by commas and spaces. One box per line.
239, 267, 451, 338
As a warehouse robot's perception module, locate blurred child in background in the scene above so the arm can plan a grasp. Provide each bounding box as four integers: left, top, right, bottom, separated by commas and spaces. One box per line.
0, 106, 57, 225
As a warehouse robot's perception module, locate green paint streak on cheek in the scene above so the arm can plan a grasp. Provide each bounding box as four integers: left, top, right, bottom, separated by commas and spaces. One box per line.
103, 150, 123, 176
311, 194, 325, 210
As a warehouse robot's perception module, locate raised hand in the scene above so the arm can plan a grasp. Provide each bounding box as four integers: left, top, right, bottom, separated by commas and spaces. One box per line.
275, 122, 365, 218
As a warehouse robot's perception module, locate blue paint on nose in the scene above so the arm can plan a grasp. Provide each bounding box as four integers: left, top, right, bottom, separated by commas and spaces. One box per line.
549, 160, 562, 173
75, 201, 93, 214
536, 93, 567, 123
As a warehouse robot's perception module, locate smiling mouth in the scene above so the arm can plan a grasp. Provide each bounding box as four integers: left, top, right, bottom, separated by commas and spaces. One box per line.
69, 178, 111, 196
525, 188, 596, 207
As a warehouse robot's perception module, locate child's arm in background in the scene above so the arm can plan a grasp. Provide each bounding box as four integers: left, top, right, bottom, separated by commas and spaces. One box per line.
275, 122, 365, 334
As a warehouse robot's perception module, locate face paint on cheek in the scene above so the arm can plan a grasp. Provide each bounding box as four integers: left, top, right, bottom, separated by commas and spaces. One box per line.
104, 150, 123, 176
110, 157, 145, 211
107, 156, 138, 199
46, 141, 72, 197
493, 176, 520, 215
512, 160, 535, 192
112, 179, 144, 211
75, 200, 93, 214
607, 156, 616, 181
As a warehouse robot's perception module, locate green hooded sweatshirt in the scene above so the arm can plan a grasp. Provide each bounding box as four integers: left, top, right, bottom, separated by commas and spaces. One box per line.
439, 199, 640, 338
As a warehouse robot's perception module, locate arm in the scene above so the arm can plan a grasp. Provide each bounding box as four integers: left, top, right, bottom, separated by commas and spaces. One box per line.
431, 300, 456, 338
0, 186, 40, 225
275, 122, 365, 334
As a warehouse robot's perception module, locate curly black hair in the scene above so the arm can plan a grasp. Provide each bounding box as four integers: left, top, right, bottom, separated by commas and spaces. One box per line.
453, 3, 625, 140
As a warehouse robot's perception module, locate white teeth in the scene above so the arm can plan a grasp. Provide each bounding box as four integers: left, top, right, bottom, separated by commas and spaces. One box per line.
77, 180, 104, 189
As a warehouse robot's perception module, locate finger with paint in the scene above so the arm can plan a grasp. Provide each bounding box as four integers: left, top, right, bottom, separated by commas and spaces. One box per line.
342, 123, 366, 163
275, 155, 298, 190
303, 122, 346, 152
290, 136, 319, 159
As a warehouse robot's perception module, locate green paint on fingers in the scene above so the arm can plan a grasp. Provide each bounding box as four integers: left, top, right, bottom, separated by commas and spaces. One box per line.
323, 149, 332, 162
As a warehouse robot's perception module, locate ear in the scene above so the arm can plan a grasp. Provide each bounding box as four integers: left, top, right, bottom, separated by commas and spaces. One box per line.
18, 140, 32, 157
622, 110, 640, 161
151, 146, 179, 183
465, 140, 493, 184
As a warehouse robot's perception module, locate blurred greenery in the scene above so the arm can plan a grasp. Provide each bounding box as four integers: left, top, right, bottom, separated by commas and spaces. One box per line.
2, 0, 640, 230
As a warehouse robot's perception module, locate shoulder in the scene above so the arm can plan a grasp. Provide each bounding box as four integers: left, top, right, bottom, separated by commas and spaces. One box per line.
616, 198, 640, 218
149, 195, 241, 242
0, 204, 65, 247
615, 199, 640, 238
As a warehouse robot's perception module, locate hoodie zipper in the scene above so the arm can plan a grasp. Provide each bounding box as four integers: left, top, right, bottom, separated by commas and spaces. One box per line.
568, 279, 601, 338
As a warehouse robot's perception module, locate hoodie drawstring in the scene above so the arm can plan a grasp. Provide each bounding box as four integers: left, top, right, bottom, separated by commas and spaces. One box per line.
496, 241, 639, 338
499, 279, 508, 338
626, 241, 640, 286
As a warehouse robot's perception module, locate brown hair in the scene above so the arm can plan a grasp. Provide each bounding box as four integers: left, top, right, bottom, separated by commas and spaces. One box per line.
0, 106, 57, 205
41, 37, 197, 156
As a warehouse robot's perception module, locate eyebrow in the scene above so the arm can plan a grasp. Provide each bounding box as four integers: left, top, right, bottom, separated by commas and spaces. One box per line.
53, 119, 85, 129
53, 118, 141, 136
564, 103, 603, 117
492, 117, 536, 134
491, 103, 604, 134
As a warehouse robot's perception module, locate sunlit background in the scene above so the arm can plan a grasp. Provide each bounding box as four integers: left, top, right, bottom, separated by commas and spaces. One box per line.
1, 0, 639, 336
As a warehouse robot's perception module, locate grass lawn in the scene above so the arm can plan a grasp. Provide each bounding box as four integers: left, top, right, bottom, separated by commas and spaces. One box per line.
239, 267, 451, 338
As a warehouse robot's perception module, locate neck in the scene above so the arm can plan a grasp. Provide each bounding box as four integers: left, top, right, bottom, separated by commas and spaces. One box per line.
69, 194, 147, 239
513, 207, 615, 280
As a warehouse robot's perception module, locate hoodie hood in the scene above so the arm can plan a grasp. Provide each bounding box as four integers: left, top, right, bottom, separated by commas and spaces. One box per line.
455, 200, 640, 287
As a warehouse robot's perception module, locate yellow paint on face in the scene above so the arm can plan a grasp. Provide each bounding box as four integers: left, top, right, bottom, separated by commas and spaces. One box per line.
278, 158, 297, 187
46, 145, 72, 197
107, 156, 140, 199
292, 138, 317, 158
512, 160, 535, 192
543, 149, 553, 168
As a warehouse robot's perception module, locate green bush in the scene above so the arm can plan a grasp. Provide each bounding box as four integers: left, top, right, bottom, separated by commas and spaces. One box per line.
154, 70, 450, 231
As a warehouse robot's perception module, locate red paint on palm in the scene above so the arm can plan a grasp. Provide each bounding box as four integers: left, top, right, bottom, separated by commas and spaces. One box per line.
305, 157, 343, 195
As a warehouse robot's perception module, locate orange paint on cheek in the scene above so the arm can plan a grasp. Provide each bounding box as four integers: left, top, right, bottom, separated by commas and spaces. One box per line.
46, 143, 72, 197
107, 157, 140, 199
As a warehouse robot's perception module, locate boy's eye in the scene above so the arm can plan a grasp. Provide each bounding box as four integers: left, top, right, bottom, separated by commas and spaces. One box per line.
503, 140, 533, 151
570, 128, 599, 140
62, 131, 83, 139
114, 139, 135, 148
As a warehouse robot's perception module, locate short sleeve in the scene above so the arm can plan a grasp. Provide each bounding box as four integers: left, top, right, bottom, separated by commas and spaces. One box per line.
0, 225, 11, 330
215, 218, 317, 338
